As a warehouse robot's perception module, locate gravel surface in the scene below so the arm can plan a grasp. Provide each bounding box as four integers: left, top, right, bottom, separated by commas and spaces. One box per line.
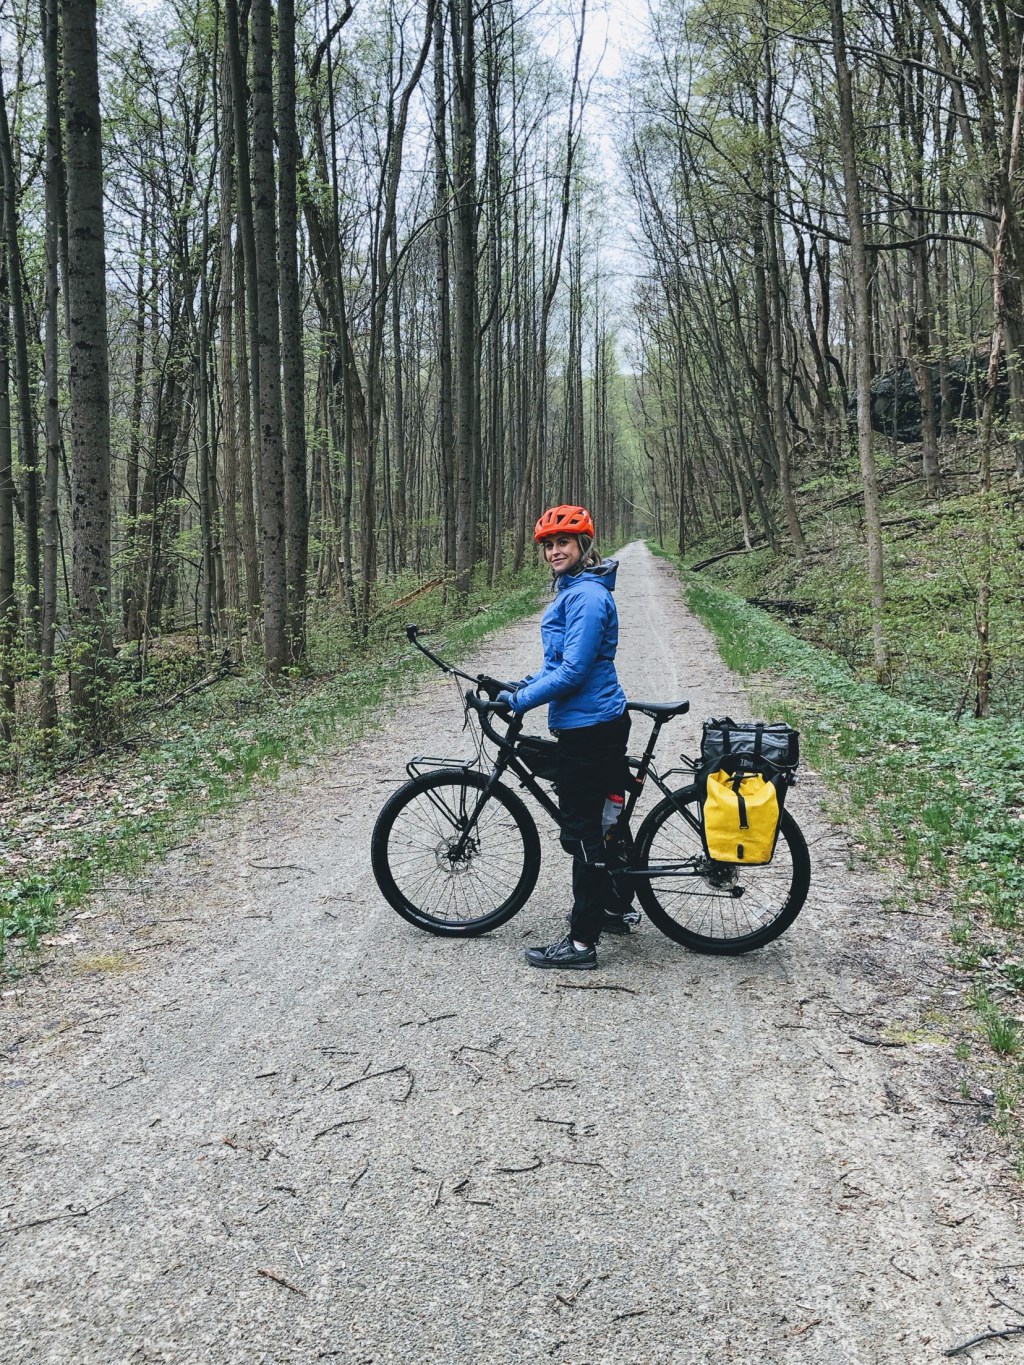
2, 542, 1021, 1364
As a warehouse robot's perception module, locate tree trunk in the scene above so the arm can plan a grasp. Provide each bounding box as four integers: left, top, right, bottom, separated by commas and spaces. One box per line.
39, 0, 62, 734
63, 0, 113, 723
0, 55, 40, 650
828, 0, 887, 680
225, 0, 264, 637
197, 201, 216, 653
761, 32, 805, 554
450, 0, 478, 597
974, 45, 1024, 715
217, 47, 241, 640
250, 0, 287, 674
278, 0, 307, 663
390, 217, 409, 571
121, 193, 147, 636
0, 245, 15, 741
234, 236, 261, 627
433, 5, 456, 578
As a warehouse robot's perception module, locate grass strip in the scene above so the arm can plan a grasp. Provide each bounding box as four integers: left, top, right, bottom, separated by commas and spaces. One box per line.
652, 546, 1024, 934
0, 578, 544, 974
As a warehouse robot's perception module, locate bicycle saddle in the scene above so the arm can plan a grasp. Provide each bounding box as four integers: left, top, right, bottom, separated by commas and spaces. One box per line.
626, 699, 690, 721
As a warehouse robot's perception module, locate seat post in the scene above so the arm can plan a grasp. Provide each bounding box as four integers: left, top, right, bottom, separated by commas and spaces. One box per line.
635, 719, 664, 785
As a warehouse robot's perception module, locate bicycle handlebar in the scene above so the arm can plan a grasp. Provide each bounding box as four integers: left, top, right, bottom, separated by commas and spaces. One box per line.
405, 624, 522, 746
465, 689, 523, 747
405, 622, 478, 686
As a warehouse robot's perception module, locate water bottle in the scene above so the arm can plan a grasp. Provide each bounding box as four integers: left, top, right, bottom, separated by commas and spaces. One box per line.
602, 792, 624, 841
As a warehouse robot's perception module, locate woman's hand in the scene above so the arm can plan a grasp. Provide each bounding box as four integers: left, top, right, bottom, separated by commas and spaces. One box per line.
476, 674, 517, 700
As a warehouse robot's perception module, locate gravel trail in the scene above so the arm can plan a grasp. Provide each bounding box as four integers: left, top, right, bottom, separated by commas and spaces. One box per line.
1, 542, 1020, 1364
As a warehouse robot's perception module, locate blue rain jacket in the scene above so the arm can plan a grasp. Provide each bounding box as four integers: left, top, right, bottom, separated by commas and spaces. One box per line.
510, 561, 627, 730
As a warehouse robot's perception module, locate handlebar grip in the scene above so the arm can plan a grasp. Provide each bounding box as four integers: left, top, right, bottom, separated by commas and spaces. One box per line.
466, 690, 509, 715
466, 688, 520, 746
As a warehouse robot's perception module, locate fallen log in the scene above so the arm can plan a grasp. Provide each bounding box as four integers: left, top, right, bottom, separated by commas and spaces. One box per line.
690, 545, 754, 572
155, 654, 240, 711
746, 597, 816, 615
375, 577, 445, 616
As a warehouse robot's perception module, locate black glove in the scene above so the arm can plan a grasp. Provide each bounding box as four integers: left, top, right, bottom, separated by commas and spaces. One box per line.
476, 674, 517, 700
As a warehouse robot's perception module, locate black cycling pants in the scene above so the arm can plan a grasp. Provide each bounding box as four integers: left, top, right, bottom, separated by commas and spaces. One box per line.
556, 710, 632, 945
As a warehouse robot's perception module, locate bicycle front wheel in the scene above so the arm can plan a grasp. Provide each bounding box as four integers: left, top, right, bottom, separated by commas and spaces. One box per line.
371, 768, 541, 936
633, 785, 810, 955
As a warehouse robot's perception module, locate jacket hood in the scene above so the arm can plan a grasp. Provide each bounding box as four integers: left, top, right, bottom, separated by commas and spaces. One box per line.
557, 558, 618, 592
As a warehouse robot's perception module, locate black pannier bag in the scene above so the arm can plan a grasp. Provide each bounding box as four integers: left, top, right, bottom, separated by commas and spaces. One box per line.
699, 717, 799, 774
516, 735, 559, 783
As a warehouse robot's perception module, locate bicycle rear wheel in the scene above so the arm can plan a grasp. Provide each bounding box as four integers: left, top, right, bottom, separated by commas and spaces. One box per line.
633, 785, 810, 955
371, 768, 541, 936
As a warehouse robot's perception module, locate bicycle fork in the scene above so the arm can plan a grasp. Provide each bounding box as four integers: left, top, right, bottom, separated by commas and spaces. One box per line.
447, 763, 511, 859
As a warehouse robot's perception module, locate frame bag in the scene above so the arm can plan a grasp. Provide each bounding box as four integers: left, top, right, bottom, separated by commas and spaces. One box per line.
516, 734, 559, 783
698, 718, 799, 865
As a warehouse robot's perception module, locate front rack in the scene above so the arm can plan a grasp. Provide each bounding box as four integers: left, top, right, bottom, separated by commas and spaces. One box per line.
406, 754, 480, 780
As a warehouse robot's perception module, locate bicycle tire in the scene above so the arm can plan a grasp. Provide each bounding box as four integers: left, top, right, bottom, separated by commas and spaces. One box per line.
371, 768, 541, 936
633, 784, 810, 955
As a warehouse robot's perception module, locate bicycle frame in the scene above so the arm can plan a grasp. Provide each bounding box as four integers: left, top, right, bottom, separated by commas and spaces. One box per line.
402, 623, 710, 885
454, 693, 709, 884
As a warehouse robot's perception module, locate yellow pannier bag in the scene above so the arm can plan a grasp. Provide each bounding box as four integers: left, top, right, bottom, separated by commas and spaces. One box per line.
702, 767, 782, 864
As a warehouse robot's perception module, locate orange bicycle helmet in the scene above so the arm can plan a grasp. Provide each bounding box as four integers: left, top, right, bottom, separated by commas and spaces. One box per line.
533, 504, 595, 542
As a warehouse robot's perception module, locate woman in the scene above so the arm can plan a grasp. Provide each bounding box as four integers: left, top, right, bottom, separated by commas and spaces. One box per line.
497, 504, 636, 970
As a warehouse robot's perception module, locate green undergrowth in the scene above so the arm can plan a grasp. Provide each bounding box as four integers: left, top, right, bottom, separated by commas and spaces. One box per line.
696, 454, 1024, 719
659, 543, 1024, 1149
670, 556, 1024, 925
0, 573, 545, 975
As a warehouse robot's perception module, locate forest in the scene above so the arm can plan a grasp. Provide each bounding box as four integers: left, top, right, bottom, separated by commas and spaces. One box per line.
0, 0, 1022, 763
8, 2, 1024, 1336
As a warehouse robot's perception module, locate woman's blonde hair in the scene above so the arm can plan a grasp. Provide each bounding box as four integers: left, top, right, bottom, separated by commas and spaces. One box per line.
575, 534, 602, 569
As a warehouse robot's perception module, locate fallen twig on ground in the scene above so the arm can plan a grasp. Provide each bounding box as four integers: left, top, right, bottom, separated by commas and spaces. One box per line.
256, 1267, 307, 1296
535, 1116, 576, 1136
552, 1156, 608, 1174
312, 1117, 371, 1141
525, 1076, 576, 1091
335, 1063, 413, 1101
0, 1188, 125, 1237
944, 1323, 1024, 1356
247, 861, 313, 873
889, 1254, 918, 1281
848, 1032, 907, 1048
554, 982, 637, 994
553, 1276, 592, 1309
788, 1318, 822, 1338
342, 1163, 370, 1210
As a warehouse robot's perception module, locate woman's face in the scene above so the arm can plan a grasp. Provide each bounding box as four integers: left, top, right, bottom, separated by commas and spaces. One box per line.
543, 533, 583, 575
